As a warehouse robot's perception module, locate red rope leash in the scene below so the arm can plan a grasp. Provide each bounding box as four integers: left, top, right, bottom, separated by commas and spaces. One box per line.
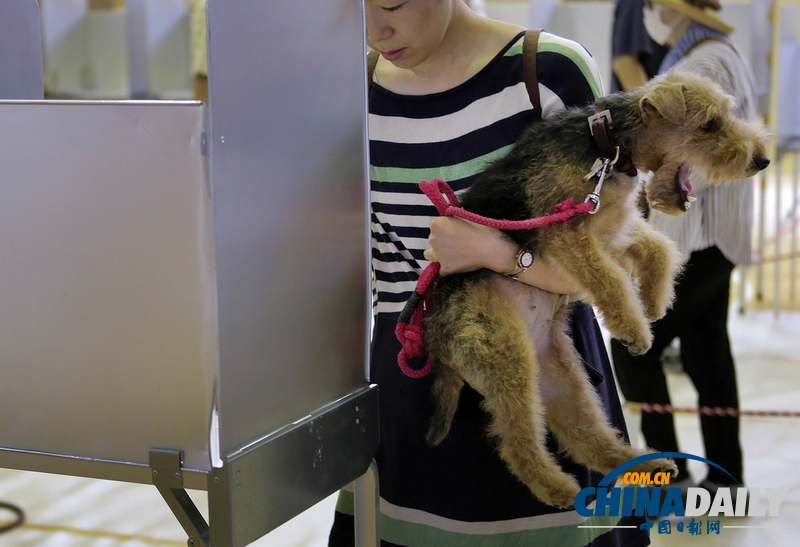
625, 401, 800, 419
395, 178, 595, 378
419, 178, 596, 230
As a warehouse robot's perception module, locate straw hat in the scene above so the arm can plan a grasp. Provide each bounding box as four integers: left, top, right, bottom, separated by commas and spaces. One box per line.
649, 0, 735, 35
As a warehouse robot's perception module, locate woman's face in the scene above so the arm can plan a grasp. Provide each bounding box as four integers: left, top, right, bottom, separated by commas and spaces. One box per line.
365, 0, 453, 68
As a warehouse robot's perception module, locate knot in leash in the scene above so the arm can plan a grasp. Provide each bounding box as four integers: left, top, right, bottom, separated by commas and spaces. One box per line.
395, 179, 597, 379
395, 262, 439, 378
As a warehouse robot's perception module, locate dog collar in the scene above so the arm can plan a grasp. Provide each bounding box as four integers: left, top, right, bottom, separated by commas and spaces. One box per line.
588, 110, 637, 177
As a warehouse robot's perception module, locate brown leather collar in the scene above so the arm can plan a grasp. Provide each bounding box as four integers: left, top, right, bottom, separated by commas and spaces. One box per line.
589, 111, 637, 177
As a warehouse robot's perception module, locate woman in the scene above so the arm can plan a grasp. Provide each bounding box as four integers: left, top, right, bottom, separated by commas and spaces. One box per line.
330, 2, 650, 545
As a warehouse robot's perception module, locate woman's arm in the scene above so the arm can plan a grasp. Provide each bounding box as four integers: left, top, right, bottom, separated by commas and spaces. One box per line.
423, 216, 582, 295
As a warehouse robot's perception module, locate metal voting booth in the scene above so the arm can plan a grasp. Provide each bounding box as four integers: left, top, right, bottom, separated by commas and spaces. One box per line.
0, 1, 379, 546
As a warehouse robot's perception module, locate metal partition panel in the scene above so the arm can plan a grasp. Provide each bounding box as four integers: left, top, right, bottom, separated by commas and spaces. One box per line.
0, 101, 217, 472
0, 0, 44, 99
207, 0, 370, 456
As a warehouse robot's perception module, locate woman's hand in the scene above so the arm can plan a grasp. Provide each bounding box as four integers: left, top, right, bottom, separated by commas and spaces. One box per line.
423, 217, 514, 276
423, 216, 583, 295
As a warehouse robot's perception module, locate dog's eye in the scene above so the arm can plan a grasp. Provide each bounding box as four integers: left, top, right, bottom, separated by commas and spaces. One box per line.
700, 119, 720, 132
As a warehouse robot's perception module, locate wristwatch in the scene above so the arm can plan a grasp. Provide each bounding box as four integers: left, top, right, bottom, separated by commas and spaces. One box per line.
504, 248, 535, 280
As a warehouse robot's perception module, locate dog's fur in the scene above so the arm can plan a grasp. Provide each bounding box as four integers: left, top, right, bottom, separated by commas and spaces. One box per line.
423, 70, 769, 508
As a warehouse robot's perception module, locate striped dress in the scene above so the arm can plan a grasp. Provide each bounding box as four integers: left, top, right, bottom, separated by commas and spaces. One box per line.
648, 24, 758, 266
329, 31, 650, 547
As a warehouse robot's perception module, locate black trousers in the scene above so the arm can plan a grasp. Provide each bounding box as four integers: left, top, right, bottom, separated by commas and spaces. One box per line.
611, 246, 743, 484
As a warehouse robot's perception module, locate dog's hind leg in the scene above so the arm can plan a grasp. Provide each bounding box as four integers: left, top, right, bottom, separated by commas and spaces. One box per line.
427, 278, 581, 508
540, 307, 678, 478
624, 218, 682, 322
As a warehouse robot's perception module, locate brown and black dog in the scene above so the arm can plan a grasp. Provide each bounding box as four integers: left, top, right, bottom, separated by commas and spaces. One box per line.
422, 70, 769, 508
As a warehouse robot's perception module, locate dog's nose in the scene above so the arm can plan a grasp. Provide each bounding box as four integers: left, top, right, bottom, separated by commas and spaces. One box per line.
754, 155, 770, 171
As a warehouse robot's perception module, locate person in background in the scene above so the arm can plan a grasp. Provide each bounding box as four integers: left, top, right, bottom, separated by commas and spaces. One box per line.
329, 1, 650, 546
611, 0, 757, 498
611, 0, 669, 91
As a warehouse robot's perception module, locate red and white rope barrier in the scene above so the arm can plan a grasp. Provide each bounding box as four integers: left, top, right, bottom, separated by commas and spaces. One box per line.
624, 401, 800, 419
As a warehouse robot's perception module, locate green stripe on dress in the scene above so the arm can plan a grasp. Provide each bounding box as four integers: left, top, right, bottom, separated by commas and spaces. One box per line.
505, 43, 524, 57
535, 42, 602, 100
504, 39, 601, 100
336, 490, 635, 547
370, 145, 513, 184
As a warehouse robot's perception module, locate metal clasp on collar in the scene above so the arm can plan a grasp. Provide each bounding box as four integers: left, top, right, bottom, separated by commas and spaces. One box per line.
583, 147, 621, 182
583, 157, 614, 214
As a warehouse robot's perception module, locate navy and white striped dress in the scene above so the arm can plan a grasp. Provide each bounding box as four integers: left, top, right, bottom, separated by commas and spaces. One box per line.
330, 31, 650, 547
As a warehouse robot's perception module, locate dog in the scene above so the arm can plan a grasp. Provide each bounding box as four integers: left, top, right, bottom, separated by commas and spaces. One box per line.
422, 70, 769, 508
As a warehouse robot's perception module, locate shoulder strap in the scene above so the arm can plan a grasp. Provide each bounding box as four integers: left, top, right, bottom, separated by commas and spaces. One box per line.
367, 50, 380, 87
523, 29, 542, 121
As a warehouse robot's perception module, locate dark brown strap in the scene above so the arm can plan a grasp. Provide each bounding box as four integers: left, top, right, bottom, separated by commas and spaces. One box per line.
590, 116, 637, 177
367, 50, 380, 87
523, 29, 542, 120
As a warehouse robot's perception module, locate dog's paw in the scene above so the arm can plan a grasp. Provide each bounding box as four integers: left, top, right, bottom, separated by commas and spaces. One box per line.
643, 301, 669, 322
536, 474, 582, 509
641, 279, 677, 322
630, 457, 678, 480
617, 329, 653, 356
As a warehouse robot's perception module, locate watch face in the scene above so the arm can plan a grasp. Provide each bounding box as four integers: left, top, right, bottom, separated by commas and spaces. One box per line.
519, 251, 534, 268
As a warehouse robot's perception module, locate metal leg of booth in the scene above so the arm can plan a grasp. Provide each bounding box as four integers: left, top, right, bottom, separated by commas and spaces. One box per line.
354, 459, 380, 547
150, 448, 210, 547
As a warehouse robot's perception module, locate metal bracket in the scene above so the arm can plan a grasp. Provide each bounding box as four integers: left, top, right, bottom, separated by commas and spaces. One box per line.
149, 448, 210, 547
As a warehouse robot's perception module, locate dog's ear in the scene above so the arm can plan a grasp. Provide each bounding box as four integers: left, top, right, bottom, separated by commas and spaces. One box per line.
640, 82, 687, 124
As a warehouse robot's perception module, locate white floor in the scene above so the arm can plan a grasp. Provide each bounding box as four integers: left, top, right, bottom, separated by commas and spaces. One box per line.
1, 305, 798, 546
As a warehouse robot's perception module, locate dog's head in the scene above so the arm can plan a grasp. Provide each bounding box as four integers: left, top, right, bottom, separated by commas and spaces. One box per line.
633, 70, 769, 215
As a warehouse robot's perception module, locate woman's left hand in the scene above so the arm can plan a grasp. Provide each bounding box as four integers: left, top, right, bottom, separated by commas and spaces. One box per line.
423, 216, 516, 276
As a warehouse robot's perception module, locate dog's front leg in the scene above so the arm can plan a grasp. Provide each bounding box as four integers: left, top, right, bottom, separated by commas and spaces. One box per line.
545, 228, 652, 355
623, 218, 683, 322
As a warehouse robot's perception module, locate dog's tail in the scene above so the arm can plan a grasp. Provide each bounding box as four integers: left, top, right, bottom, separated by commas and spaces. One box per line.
425, 364, 465, 446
